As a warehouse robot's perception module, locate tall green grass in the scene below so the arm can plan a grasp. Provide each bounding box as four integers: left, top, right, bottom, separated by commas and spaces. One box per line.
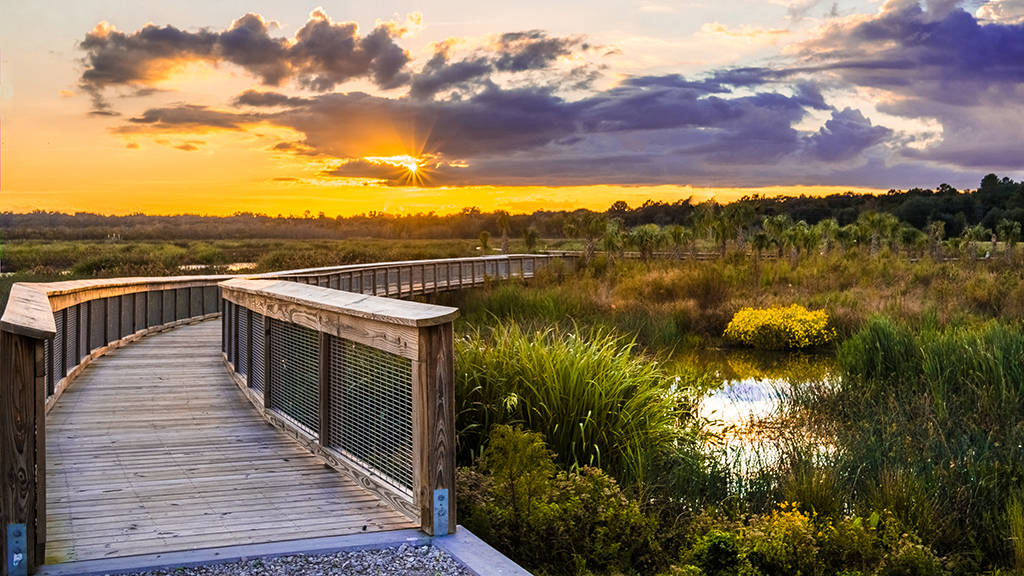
454, 323, 716, 490
826, 317, 1024, 567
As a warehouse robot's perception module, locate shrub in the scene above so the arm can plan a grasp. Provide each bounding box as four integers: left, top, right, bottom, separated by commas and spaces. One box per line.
723, 304, 836, 350
742, 502, 819, 576
457, 425, 663, 574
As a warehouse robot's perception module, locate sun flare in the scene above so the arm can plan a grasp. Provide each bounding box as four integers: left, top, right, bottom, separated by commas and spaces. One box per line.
365, 154, 421, 173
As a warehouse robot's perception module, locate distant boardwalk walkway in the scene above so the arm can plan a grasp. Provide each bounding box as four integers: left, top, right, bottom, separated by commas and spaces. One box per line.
45, 320, 415, 564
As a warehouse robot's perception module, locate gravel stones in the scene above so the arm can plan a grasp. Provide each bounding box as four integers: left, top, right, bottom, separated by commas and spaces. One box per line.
113, 545, 474, 576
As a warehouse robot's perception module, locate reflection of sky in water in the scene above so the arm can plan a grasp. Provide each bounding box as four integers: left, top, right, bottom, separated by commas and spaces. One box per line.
701, 378, 783, 427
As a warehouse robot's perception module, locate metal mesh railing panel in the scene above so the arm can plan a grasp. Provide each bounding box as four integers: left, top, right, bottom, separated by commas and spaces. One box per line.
106, 297, 120, 345
90, 299, 106, 352
78, 303, 89, 360
269, 319, 320, 438
327, 335, 413, 494
176, 288, 189, 320
120, 294, 133, 338
162, 290, 176, 323
65, 305, 79, 372
53, 310, 65, 384
134, 293, 147, 332
237, 307, 249, 377
250, 312, 266, 394
44, 338, 54, 396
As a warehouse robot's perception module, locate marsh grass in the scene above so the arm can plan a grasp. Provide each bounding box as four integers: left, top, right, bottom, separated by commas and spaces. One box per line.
818, 318, 1024, 566
454, 323, 717, 491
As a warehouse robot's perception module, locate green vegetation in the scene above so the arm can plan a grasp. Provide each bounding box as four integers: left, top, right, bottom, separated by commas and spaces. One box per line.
450, 255, 1024, 574
455, 324, 716, 489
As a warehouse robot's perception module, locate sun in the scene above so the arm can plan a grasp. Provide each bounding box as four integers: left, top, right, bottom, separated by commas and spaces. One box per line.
366, 154, 420, 173
363, 154, 436, 185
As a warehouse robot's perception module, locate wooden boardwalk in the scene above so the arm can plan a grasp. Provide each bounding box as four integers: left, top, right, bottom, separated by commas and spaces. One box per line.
44, 320, 415, 564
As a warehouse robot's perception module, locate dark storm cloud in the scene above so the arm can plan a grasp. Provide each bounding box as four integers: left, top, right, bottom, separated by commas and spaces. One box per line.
118, 104, 258, 131
327, 159, 411, 183
78, 10, 411, 111
804, 108, 893, 161
794, 1, 1024, 105
407, 31, 595, 100
492, 31, 587, 72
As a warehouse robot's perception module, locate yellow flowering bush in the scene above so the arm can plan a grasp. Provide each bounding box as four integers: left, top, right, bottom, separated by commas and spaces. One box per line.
724, 304, 836, 350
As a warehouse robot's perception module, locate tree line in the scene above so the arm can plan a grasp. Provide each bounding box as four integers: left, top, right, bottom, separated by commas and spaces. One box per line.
3, 174, 1022, 246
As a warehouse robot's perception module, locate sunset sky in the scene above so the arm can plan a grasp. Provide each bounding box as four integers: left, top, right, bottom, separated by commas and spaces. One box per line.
2, 0, 1023, 216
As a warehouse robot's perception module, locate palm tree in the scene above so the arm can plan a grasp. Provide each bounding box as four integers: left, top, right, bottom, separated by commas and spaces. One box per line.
963, 224, 990, 260
521, 227, 541, 254
997, 218, 1021, 262
857, 211, 898, 256
496, 210, 511, 254
815, 218, 840, 255
836, 223, 861, 253
627, 224, 665, 262
723, 201, 757, 253
763, 214, 792, 259
925, 220, 945, 260
580, 214, 607, 264
783, 221, 812, 267
601, 219, 624, 268
665, 224, 690, 260
478, 230, 491, 253
750, 230, 772, 268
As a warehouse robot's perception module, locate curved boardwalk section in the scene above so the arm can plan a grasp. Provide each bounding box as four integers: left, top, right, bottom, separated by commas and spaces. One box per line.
45, 320, 415, 564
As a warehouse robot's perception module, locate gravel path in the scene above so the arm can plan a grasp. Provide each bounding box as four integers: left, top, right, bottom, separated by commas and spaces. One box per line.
113, 545, 475, 576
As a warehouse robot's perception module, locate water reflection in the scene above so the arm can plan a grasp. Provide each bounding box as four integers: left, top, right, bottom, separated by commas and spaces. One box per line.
683, 348, 836, 438
702, 378, 781, 427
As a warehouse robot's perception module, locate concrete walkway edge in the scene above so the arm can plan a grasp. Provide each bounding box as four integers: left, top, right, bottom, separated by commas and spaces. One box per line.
35, 527, 529, 576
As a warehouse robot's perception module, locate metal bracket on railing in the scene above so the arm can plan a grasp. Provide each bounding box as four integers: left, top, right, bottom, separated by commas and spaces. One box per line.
433, 489, 450, 536
7, 523, 27, 576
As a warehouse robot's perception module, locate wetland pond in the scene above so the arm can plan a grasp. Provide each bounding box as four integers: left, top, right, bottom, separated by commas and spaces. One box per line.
679, 348, 839, 465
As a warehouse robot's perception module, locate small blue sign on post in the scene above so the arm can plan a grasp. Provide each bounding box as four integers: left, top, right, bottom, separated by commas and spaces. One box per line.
433, 489, 450, 536
7, 523, 28, 576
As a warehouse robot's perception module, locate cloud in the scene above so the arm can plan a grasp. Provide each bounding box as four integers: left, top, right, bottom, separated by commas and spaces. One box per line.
407, 31, 596, 100
83, 3, 1024, 189
786, 0, 1024, 171
804, 107, 893, 161
699, 22, 791, 44
78, 9, 414, 111
793, 1, 1024, 105
113, 104, 260, 133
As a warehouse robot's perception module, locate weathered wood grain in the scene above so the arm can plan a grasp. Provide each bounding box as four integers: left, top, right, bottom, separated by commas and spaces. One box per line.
221, 280, 459, 361
221, 279, 459, 327
1, 330, 45, 573
1, 284, 56, 339
412, 322, 457, 536
45, 321, 415, 565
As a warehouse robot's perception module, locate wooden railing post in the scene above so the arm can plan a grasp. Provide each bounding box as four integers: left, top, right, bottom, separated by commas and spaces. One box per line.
413, 321, 457, 536
1, 285, 56, 576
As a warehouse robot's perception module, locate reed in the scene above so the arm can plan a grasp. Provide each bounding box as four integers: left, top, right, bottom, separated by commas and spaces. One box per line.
454, 323, 716, 490
829, 318, 1024, 565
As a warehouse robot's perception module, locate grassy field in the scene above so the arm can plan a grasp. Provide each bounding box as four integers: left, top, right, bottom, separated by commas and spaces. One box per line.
0, 237, 485, 310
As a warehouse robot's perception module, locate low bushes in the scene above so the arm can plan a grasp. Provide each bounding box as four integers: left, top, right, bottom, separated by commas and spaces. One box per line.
457, 425, 663, 574
724, 304, 836, 350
